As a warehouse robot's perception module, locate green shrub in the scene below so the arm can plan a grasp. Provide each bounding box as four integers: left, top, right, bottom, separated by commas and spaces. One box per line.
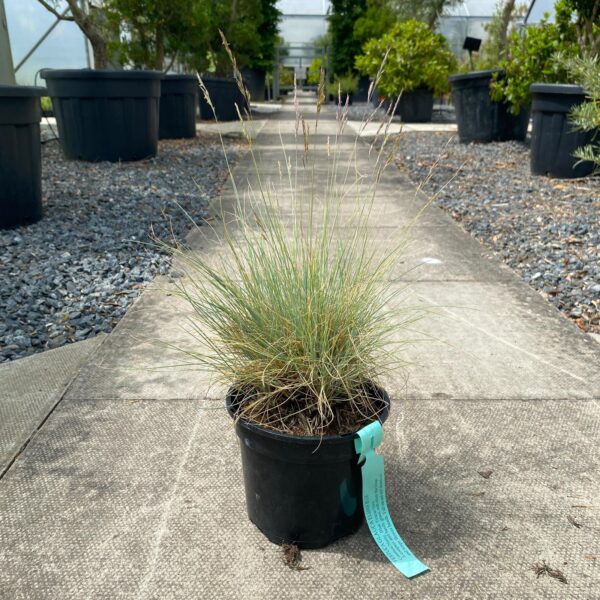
490, 1, 585, 114
327, 72, 359, 96
279, 66, 294, 87
353, 0, 396, 45
181, 0, 280, 75
307, 58, 324, 85
355, 19, 457, 96
40, 96, 53, 112
470, 0, 525, 71
107, 0, 211, 70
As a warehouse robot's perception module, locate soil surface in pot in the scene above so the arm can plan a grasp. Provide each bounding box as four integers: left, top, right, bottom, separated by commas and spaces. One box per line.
391, 132, 600, 334
233, 384, 387, 436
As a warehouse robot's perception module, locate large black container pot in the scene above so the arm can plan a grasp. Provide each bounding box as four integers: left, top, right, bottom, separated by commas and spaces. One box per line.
198, 76, 246, 121
159, 74, 198, 140
240, 68, 266, 101
449, 70, 529, 143
42, 69, 162, 162
392, 89, 434, 123
354, 75, 371, 103
530, 83, 595, 178
0, 85, 45, 228
227, 384, 390, 549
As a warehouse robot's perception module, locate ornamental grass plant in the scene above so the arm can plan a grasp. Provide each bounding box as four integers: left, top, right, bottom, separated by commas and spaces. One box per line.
326, 72, 359, 98
164, 37, 430, 437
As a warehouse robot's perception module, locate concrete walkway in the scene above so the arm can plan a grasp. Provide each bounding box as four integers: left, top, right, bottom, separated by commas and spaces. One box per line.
1, 98, 599, 599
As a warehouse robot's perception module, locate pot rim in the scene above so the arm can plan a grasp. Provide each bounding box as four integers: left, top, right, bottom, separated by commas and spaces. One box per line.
162, 73, 198, 81
0, 85, 45, 97
530, 83, 585, 95
41, 68, 163, 80
198, 75, 238, 84
226, 384, 390, 446
449, 68, 502, 82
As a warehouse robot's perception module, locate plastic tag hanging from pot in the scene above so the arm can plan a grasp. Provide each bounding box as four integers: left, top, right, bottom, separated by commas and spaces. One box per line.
355, 421, 429, 578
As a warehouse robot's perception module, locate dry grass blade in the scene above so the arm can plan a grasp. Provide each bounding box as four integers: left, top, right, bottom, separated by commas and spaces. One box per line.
532, 561, 568, 584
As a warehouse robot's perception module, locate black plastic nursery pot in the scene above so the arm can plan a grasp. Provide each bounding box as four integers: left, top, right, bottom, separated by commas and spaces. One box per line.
353, 75, 371, 103
198, 76, 246, 121
42, 69, 162, 162
530, 83, 595, 178
240, 67, 266, 101
226, 385, 390, 549
0, 85, 45, 229
449, 70, 529, 143
159, 74, 198, 140
393, 89, 434, 123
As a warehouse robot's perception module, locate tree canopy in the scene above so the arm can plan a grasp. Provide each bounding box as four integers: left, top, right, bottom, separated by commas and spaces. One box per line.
36, 0, 281, 74
328, 0, 367, 75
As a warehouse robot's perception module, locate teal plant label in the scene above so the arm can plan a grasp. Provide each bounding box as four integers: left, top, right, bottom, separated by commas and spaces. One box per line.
355, 421, 429, 578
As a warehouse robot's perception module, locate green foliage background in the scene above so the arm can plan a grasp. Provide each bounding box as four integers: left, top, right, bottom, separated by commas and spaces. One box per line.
564, 54, 600, 167
490, 1, 580, 113
355, 19, 457, 95
100, 0, 281, 74
328, 0, 367, 75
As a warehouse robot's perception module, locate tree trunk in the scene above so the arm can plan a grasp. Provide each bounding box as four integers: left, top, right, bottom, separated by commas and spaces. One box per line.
427, 0, 447, 28
89, 34, 108, 69
154, 25, 165, 70
578, 0, 600, 55
64, 0, 108, 68
498, 0, 516, 57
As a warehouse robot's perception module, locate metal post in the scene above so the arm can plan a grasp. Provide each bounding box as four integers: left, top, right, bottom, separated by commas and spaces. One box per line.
273, 46, 280, 100
0, 0, 16, 84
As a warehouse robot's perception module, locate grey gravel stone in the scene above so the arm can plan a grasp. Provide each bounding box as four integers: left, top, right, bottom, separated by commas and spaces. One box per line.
0, 135, 240, 362
392, 132, 600, 333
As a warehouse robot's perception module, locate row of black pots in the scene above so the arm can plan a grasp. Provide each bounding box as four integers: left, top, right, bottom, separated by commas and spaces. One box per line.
0, 85, 44, 229
1, 72, 245, 229
42, 70, 202, 163
529, 83, 594, 179
370, 89, 435, 123
198, 76, 245, 122
449, 70, 594, 179
240, 67, 266, 102
449, 70, 528, 143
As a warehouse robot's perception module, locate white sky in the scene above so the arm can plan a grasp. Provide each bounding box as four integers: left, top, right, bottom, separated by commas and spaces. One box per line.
277, 0, 330, 15
6, 0, 88, 86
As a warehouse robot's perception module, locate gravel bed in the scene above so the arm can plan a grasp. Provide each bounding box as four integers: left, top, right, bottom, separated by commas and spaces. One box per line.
0, 135, 241, 363
393, 132, 600, 334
